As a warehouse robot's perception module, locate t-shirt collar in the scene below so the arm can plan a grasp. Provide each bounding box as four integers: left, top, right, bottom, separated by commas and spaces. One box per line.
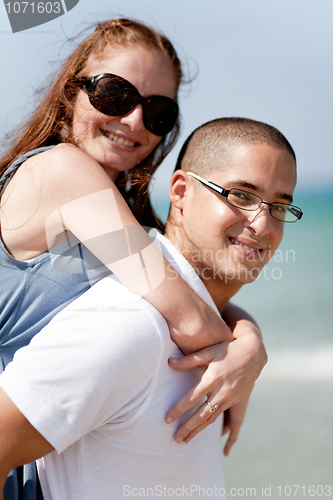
151, 230, 220, 316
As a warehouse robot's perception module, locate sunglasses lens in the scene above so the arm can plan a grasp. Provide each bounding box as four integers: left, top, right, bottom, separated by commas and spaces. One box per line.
143, 98, 179, 136
86, 75, 179, 136
89, 76, 137, 116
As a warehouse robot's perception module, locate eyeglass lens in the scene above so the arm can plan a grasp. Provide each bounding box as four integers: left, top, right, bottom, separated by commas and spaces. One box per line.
227, 189, 300, 222
186, 172, 302, 223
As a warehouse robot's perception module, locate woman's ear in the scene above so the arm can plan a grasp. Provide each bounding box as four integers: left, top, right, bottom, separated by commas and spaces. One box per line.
168, 170, 188, 210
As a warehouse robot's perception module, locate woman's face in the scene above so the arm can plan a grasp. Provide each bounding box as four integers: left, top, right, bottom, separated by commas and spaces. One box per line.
72, 45, 178, 181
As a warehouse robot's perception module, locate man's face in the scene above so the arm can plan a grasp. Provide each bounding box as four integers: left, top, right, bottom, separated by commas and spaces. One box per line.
178, 143, 297, 286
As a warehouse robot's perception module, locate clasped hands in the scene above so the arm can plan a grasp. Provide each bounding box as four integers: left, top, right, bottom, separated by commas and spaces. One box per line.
165, 331, 267, 456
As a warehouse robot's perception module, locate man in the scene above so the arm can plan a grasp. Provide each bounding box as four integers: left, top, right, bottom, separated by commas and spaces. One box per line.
0, 118, 302, 499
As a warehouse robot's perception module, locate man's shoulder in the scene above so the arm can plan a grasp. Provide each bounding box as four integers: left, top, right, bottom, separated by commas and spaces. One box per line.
46, 274, 169, 350
66, 274, 143, 312
9, 273, 170, 391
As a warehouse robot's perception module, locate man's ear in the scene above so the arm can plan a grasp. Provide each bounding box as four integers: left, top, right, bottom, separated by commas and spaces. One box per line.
169, 170, 188, 210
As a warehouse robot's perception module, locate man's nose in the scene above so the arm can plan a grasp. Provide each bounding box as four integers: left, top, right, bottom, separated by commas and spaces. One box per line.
120, 104, 145, 132
243, 204, 271, 235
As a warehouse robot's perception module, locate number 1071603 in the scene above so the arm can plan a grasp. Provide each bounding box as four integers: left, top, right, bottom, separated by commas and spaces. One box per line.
5, 1, 61, 14
276, 485, 332, 497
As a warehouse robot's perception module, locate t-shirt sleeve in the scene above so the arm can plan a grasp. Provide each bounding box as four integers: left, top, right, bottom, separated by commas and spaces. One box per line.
0, 285, 162, 453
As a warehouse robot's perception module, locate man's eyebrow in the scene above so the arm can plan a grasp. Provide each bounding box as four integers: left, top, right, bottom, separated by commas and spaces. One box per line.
222, 180, 293, 203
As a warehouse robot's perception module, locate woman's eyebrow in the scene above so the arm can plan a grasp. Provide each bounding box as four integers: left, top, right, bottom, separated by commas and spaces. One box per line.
223, 180, 293, 203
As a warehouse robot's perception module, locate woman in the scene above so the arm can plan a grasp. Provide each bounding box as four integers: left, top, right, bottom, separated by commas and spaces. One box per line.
0, 19, 265, 500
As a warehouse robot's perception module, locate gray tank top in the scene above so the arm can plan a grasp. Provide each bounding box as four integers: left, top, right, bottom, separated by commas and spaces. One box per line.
0, 146, 110, 370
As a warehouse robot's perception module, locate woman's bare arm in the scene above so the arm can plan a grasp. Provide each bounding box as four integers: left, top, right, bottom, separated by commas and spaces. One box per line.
0, 144, 232, 354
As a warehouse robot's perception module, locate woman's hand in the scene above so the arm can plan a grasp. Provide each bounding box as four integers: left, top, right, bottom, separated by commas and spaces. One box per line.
165, 319, 267, 445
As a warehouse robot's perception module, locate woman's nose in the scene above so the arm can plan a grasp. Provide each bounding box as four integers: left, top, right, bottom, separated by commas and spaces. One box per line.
120, 104, 146, 132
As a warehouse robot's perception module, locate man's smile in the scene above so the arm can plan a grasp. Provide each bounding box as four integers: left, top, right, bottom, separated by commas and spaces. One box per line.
229, 237, 264, 259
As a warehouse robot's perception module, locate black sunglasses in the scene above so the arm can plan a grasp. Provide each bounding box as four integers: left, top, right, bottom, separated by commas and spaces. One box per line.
79, 73, 179, 137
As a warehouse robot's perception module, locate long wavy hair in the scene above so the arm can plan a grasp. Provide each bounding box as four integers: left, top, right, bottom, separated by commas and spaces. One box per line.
0, 18, 183, 228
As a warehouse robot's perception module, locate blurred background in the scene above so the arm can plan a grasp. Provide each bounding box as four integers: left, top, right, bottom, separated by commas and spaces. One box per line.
1, 0, 332, 498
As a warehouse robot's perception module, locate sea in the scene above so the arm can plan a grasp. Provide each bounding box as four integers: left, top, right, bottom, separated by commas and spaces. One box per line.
152, 188, 333, 499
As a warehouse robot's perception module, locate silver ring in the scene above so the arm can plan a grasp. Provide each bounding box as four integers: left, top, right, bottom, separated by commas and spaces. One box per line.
207, 401, 219, 414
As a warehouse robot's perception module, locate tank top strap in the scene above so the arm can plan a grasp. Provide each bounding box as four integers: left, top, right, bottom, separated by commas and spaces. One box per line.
0, 146, 56, 195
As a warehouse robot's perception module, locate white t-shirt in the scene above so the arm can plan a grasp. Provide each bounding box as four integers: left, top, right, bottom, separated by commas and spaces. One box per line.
0, 233, 226, 500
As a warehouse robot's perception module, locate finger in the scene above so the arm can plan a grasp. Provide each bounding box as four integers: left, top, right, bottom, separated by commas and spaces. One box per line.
168, 350, 212, 370
223, 427, 240, 457
173, 400, 223, 443
182, 408, 222, 443
165, 371, 222, 423
165, 383, 207, 424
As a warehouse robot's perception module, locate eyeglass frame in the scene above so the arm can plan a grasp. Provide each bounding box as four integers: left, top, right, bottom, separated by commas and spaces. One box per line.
186, 171, 303, 223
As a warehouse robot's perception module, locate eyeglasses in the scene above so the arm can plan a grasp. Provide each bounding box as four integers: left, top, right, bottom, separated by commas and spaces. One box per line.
187, 172, 303, 223
79, 73, 179, 137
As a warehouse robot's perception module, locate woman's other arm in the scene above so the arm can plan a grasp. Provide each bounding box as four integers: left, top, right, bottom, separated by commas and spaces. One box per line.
166, 303, 267, 446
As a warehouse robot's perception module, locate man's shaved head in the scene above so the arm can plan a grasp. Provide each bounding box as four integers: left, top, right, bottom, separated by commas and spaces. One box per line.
174, 117, 296, 178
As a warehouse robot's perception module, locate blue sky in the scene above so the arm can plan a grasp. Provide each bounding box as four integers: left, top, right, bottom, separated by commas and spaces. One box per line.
1, 2, 332, 477
1, 0, 332, 196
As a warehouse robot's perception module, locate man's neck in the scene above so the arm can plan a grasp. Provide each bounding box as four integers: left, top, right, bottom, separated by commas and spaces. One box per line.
164, 224, 242, 313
